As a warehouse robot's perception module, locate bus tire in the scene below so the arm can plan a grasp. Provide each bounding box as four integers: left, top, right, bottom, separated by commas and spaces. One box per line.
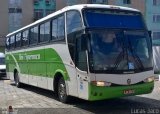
58, 77, 69, 103
14, 71, 21, 88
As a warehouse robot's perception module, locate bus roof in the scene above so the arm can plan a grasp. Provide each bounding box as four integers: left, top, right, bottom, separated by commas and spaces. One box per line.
6, 4, 140, 37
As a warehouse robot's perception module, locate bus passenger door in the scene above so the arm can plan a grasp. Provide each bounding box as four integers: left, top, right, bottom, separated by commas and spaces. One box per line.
76, 37, 89, 99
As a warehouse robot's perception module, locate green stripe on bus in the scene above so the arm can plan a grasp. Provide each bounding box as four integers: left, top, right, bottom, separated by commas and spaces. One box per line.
6, 48, 69, 80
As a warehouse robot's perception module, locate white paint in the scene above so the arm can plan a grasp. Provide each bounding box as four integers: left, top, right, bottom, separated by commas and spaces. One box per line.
0, 65, 6, 70
76, 68, 88, 100
95, 70, 154, 85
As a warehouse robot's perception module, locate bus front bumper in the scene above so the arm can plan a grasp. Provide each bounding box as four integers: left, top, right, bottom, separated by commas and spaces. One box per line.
88, 82, 154, 101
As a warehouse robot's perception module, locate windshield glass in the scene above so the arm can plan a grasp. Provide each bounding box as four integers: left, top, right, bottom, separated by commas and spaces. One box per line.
0, 58, 5, 65
89, 29, 152, 73
83, 8, 145, 29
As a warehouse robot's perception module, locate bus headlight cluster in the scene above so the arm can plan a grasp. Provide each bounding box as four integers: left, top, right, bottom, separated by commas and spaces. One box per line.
143, 76, 155, 83
91, 81, 112, 87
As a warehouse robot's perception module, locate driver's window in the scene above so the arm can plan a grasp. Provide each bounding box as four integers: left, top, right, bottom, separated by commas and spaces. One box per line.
136, 39, 149, 58
76, 38, 88, 71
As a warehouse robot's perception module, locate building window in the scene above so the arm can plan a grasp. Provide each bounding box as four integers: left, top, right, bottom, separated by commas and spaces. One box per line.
9, 8, 22, 13
34, 0, 39, 5
91, 0, 107, 4
153, 0, 160, 5
34, 9, 43, 21
46, 9, 54, 15
45, 0, 51, 5
152, 32, 160, 46
153, 14, 160, 23
123, 0, 131, 4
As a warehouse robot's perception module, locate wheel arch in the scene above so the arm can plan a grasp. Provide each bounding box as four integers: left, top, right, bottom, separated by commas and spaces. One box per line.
53, 70, 69, 95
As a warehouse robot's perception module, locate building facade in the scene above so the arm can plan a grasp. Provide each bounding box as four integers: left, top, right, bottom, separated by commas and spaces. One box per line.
55, 0, 145, 14
145, 0, 160, 41
0, 0, 33, 52
33, 0, 56, 21
0, 0, 8, 52
8, 0, 34, 32
110, 0, 145, 14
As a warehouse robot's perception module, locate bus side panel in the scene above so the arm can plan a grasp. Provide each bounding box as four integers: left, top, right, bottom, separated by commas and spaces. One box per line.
45, 45, 79, 97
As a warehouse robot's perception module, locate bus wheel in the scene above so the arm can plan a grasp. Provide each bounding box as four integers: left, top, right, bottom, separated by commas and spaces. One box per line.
58, 77, 69, 103
14, 72, 21, 88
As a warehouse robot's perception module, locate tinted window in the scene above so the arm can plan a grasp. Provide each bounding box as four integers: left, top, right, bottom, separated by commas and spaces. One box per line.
57, 15, 65, 40
66, 11, 83, 63
51, 19, 58, 40
83, 9, 145, 29
30, 26, 38, 45
22, 30, 29, 46
40, 21, 50, 42
10, 35, 15, 49
6, 37, 10, 50
51, 15, 65, 41
16, 33, 21, 48
67, 11, 82, 34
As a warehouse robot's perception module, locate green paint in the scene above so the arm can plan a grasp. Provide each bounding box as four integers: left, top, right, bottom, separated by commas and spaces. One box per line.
89, 82, 154, 101
6, 48, 69, 80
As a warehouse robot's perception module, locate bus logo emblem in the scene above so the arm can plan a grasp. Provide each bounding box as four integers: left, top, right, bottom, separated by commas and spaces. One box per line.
127, 79, 131, 85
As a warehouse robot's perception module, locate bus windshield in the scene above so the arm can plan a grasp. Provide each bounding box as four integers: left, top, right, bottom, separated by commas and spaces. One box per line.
83, 8, 145, 29
88, 29, 153, 73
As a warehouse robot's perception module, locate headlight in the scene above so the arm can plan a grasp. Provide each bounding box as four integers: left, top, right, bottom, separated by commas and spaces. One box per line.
143, 76, 155, 83
91, 81, 112, 87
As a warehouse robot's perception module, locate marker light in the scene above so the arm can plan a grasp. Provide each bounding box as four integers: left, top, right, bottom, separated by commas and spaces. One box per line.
143, 76, 155, 83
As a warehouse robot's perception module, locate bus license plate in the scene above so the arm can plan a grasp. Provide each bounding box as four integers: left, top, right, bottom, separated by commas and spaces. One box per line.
123, 89, 135, 95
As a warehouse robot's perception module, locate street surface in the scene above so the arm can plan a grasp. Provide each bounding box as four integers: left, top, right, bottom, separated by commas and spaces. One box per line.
0, 78, 160, 114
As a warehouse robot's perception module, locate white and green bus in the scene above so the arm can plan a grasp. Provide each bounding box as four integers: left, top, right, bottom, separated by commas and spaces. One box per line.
5, 4, 154, 103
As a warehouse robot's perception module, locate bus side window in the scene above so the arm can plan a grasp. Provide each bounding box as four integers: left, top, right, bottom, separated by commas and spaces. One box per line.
66, 10, 83, 63
6, 37, 10, 50
57, 15, 65, 40
51, 15, 65, 41
51, 18, 58, 40
16, 33, 21, 48
10, 35, 15, 49
66, 10, 82, 34
40, 21, 50, 43
22, 30, 29, 47
30, 26, 38, 45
